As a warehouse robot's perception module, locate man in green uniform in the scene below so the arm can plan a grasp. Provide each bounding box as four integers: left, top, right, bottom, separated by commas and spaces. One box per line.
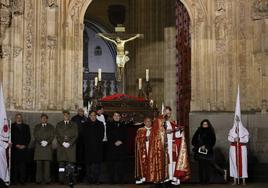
56, 110, 78, 184
33, 113, 55, 184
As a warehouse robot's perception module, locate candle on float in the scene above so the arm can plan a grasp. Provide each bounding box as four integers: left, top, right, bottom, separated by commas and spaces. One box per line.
94, 77, 98, 86
138, 78, 142, 90
149, 99, 154, 107
146, 69, 149, 81
98, 68, 102, 81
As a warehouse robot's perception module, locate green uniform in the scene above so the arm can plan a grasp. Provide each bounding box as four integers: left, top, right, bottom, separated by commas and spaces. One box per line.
33, 123, 55, 183
56, 120, 78, 163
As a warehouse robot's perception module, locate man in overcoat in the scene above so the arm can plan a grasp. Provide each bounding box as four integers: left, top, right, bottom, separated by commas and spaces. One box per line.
33, 113, 55, 184
56, 110, 78, 184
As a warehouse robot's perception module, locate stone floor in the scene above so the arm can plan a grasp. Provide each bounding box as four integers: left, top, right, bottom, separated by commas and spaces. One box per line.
9, 183, 268, 188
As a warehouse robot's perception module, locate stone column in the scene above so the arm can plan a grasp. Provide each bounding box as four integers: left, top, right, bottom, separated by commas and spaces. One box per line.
164, 27, 177, 119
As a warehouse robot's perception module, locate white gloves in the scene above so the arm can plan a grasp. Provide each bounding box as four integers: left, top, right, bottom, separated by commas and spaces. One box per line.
114, 140, 122, 146
40, 140, 48, 147
62, 142, 70, 148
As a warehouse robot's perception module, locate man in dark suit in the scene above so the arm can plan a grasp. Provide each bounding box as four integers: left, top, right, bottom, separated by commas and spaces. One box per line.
106, 112, 128, 184
56, 110, 78, 184
33, 113, 55, 184
83, 110, 104, 184
11, 113, 31, 185
71, 108, 87, 182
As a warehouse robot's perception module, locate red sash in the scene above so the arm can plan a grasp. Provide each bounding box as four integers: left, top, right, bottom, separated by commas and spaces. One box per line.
231, 142, 247, 177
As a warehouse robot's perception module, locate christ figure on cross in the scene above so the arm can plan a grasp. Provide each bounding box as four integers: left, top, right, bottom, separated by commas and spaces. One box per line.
97, 33, 141, 68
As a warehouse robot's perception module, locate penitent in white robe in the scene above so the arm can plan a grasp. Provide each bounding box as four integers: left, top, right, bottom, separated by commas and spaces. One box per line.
228, 123, 249, 178
0, 135, 9, 183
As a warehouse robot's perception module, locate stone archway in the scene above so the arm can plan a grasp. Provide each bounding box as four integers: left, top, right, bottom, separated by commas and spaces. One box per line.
65, 0, 207, 111
61, 0, 93, 110
0, 0, 207, 112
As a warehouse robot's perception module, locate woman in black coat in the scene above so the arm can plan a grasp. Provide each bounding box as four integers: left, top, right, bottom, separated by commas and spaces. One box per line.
192, 119, 226, 184
82, 110, 104, 184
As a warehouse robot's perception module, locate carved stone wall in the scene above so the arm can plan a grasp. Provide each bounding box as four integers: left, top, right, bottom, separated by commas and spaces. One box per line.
0, 0, 92, 111
1, 0, 268, 113
181, 0, 268, 112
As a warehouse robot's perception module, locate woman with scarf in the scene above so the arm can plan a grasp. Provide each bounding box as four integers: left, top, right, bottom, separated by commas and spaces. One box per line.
192, 119, 226, 184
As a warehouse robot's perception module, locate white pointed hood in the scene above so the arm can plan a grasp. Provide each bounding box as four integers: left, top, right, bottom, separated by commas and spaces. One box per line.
228, 86, 249, 138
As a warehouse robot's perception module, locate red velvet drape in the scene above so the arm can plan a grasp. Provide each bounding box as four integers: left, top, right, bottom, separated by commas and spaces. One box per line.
176, 1, 191, 141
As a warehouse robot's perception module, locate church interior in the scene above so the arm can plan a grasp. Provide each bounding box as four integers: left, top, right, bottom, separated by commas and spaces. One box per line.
1, 0, 268, 186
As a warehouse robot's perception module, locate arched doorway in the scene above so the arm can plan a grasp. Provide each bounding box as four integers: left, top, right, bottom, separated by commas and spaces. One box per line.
68, 0, 199, 115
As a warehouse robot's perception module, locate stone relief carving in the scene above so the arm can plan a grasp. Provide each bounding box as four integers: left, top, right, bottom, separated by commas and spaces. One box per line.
47, 0, 57, 8
39, 0, 48, 109
215, 8, 227, 52
47, 36, 57, 49
12, 0, 24, 15
47, 36, 57, 110
252, 0, 268, 20
1, 45, 22, 58
192, 1, 205, 23
0, 0, 24, 43
69, 0, 83, 19
23, 0, 34, 109
214, 0, 228, 111
0, 2, 11, 42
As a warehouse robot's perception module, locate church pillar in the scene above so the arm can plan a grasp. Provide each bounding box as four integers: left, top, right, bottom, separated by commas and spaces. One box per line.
22, 0, 36, 110
164, 27, 177, 119
47, 4, 58, 109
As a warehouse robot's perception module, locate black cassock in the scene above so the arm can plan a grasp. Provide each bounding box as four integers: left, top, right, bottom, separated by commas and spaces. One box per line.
82, 119, 104, 164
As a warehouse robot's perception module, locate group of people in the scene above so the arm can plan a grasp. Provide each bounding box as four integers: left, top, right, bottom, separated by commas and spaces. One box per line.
135, 107, 249, 187
0, 105, 249, 187
2, 106, 131, 185
135, 106, 190, 187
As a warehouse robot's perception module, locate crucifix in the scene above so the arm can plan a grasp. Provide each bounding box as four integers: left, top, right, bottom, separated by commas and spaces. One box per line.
97, 31, 143, 94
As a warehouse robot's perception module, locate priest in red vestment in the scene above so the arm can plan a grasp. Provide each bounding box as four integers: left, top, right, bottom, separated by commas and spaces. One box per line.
135, 117, 152, 184
147, 106, 190, 185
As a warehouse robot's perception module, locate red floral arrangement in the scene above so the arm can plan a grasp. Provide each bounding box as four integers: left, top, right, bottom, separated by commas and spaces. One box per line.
100, 94, 145, 102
